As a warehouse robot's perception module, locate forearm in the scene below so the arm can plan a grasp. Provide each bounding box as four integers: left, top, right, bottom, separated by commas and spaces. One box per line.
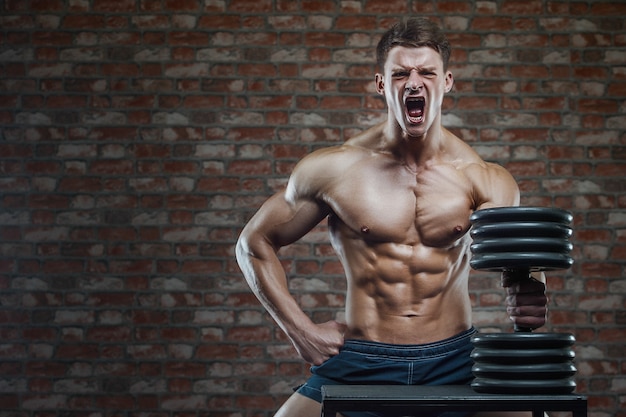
235, 235, 314, 340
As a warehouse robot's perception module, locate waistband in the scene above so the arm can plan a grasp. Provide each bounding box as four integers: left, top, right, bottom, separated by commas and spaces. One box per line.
342, 327, 476, 358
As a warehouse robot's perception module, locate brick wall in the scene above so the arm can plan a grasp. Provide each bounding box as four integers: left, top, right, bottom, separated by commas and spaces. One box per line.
0, 0, 625, 416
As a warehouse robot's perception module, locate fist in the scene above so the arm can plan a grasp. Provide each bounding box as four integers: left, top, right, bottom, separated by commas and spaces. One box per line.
502, 271, 548, 330
292, 320, 347, 365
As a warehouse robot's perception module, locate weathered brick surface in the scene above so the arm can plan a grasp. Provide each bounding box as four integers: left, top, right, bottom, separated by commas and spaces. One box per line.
0, 1, 625, 416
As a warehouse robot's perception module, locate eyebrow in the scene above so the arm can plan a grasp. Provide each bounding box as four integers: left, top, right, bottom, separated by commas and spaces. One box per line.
390, 65, 438, 72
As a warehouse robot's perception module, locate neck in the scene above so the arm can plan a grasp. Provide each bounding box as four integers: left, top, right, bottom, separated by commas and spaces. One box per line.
383, 119, 445, 170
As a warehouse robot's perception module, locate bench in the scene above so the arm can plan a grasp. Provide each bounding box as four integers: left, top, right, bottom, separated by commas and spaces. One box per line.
321, 384, 587, 417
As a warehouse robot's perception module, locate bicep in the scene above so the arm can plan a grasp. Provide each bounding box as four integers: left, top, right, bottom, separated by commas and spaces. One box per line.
471, 162, 520, 210
241, 190, 330, 253
239, 146, 341, 255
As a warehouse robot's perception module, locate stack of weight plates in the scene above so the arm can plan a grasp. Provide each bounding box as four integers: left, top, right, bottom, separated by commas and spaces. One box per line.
469, 207, 578, 394
469, 206, 574, 272
471, 332, 577, 394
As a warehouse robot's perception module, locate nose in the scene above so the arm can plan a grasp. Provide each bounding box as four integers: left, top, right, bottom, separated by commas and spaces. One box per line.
406, 70, 422, 92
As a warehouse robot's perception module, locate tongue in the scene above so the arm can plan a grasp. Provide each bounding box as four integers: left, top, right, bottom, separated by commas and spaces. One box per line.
409, 108, 423, 117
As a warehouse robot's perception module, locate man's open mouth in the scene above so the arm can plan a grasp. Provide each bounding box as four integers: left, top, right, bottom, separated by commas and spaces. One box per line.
406, 97, 425, 123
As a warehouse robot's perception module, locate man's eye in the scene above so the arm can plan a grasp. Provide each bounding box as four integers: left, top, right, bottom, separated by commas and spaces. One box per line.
393, 72, 409, 78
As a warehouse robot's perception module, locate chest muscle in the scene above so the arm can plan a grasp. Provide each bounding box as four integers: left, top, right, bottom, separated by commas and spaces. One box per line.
328, 160, 473, 248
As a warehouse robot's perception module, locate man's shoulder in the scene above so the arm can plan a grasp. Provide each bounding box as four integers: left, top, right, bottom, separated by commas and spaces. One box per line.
285, 144, 363, 199
299, 136, 376, 169
441, 128, 485, 164
440, 129, 519, 206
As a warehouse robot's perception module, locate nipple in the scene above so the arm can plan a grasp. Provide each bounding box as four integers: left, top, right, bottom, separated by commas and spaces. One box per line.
454, 225, 463, 233
361, 225, 370, 234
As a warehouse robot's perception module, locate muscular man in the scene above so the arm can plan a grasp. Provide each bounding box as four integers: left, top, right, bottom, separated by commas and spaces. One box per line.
236, 18, 548, 417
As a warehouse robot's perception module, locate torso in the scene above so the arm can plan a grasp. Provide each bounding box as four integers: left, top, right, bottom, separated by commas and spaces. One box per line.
311, 126, 486, 344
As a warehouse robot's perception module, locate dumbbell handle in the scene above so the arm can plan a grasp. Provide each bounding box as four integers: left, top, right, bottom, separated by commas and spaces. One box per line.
502, 268, 534, 332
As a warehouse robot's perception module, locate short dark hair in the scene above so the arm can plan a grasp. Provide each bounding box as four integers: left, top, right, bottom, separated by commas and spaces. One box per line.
376, 18, 451, 71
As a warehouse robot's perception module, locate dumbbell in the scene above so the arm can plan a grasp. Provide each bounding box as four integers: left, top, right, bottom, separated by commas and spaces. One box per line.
468, 207, 577, 394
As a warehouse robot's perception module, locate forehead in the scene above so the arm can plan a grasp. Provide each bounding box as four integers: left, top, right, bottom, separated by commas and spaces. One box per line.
385, 45, 444, 70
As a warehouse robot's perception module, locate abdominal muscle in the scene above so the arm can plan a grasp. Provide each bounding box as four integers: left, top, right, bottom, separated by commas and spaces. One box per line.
339, 239, 473, 345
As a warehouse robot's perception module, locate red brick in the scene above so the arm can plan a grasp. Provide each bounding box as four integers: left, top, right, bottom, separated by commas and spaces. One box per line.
228, 160, 272, 175
335, 16, 377, 30
238, 63, 276, 77
93, 0, 135, 12
55, 344, 99, 360
573, 66, 609, 79
27, 363, 68, 381
608, 82, 626, 96
471, 17, 513, 31
598, 329, 626, 342
132, 144, 171, 158
109, 260, 153, 274
436, 1, 472, 13
161, 327, 198, 341
501, 0, 543, 14
591, 2, 626, 14
102, 63, 140, 76
62, 15, 105, 29
197, 14, 240, 29
595, 163, 626, 176
90, 160, 134, 175
95, 394, 135, 409
578, 98, 620, 114
611, 246, 626, 260
86, 326, 132, 342
510, 65, 550, 78
300, 0, 336, 12
230, 0, 272, 12
181, 260, 222, 274
522, 96, 567, 110
164, 0, 200, 11
196, 344, 238, 360
457, 96, 499, 110
506, 161, 547, 177
168, 31, 209, 46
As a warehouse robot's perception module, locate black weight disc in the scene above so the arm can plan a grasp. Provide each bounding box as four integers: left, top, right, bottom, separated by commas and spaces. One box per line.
472, 362, 577, 380
470, 237, 573, 254
470, 252, 574, 271
471, 347, 575, 364
470, 222, 573, 239
471, 378, 577, 395
471, 333, 575, 349
470, 207, 573, 225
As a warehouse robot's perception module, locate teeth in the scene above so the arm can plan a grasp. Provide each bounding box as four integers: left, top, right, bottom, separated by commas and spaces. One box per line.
406, 97, 424, 119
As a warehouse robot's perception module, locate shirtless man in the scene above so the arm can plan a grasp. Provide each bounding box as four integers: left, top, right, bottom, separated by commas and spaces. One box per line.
236, 18, 548, 417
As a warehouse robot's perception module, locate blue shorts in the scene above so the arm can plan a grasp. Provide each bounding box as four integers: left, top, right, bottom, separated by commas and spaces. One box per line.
295, 327, 476, 417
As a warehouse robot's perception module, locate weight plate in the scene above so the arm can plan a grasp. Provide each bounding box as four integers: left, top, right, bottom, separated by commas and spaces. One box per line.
471, 347, 575, 364
470, 252, 574, 271
470, 222, 573, 239
471, 378, 576, 395
470, 207, 573, 225
470, 237, 573, 254
472, 362, 577, 380
471, 333, 575, 349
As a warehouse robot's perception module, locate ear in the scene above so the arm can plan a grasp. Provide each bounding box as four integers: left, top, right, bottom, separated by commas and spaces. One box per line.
444, 71, 454, 93
375, 73, 384, 95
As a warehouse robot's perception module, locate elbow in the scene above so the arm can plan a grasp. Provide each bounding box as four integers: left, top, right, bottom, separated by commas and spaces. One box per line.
235, 227, 271, 265
235, 231, 257, 289
235, 230, 251, 266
